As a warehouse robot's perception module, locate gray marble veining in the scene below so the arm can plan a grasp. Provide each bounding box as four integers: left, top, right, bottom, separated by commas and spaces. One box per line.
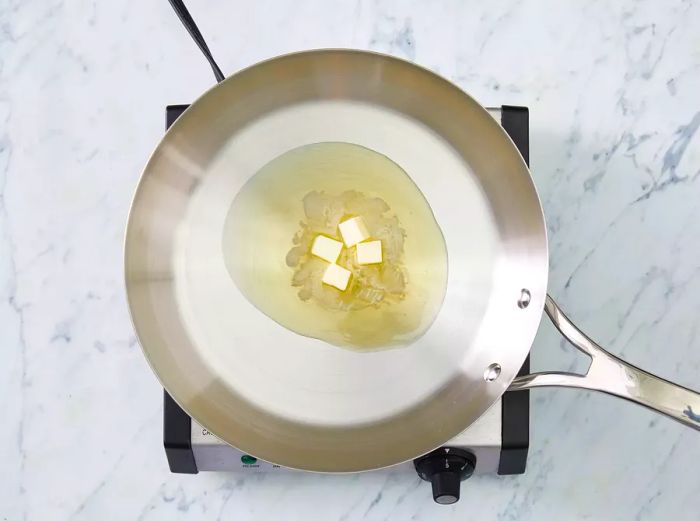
1, 1, 700, 519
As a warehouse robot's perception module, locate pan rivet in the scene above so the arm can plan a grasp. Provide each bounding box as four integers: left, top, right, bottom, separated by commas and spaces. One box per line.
484, 363, 501, 382
517, 289, 531, 309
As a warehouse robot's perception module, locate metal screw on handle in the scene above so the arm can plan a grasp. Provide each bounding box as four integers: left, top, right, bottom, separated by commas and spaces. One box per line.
510, 295, 700, 431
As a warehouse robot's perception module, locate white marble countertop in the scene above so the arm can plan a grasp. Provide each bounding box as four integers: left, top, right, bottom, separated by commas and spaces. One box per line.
2, 1, 700, 519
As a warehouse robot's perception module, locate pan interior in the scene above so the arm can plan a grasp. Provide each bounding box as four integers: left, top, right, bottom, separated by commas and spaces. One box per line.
173, 100, 498, 427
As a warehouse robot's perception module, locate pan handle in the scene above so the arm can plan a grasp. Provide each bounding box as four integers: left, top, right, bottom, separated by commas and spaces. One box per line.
509, 295, 700, 431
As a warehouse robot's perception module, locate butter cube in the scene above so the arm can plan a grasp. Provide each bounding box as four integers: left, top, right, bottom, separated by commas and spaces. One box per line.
322, 264, 351, 291
356, 240, 383, 265
311, 235, 343, 263
338, 216, 370, 247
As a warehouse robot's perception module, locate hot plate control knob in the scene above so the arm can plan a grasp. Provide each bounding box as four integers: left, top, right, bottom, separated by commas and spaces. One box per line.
414, 447, 476, 505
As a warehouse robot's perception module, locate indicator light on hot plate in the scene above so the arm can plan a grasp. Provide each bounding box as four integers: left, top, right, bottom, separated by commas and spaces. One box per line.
241, 455, 257, 465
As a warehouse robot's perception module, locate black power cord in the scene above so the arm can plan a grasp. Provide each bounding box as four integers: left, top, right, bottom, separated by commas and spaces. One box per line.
167, 0, 225, 82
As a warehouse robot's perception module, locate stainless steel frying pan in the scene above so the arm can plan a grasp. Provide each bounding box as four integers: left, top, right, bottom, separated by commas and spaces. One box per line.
125, 49, 700, 473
